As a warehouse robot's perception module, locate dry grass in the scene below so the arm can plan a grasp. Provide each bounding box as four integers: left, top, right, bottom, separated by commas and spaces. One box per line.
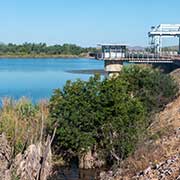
115, 72, 180, 178
0, 97, 49, 156
112, 95, 180, 179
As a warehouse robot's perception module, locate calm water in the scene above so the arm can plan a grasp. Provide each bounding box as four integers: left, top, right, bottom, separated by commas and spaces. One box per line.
49, 162, 101, 180
0, 58, 104, 179
0, 58, 103, 102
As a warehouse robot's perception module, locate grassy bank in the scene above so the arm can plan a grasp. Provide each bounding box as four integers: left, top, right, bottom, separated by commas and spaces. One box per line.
0, 97, 49, 156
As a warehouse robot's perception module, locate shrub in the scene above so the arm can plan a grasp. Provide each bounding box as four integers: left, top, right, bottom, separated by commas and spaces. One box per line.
49, 65, 178, 164
119, 65, 178, 114
49, 74, 146, 162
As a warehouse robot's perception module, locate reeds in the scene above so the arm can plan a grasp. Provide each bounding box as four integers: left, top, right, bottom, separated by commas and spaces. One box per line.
0, 97, 49, 156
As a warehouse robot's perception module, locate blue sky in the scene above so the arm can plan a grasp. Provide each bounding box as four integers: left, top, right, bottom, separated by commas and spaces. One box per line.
0, 0, 180, 47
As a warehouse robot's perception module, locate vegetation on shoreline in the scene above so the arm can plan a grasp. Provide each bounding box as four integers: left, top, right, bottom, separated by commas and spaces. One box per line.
0, 43, 96, 58
0, 98, 49, 156
0, 65, 178, 179
49, 65, 178, 167
0, 98, 55, 180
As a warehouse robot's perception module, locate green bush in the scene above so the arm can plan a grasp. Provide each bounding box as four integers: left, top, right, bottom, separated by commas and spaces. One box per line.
49, 76, 103, 153
49, 75, 146, 161
49, 65, 178, 164
119, 65, 178, 114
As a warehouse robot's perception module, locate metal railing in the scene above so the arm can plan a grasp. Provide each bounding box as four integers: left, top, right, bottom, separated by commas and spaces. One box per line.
96, 51, 180, 63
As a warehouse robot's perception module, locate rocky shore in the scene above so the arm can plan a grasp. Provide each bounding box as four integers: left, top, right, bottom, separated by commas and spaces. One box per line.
133, 153, 180, 180
0, 133, 53, 180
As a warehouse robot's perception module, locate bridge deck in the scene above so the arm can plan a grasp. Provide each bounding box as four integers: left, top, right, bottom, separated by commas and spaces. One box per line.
99, 55, 180, 63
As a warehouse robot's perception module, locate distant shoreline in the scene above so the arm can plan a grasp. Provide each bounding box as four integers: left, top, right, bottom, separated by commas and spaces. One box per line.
0, 54, 93, 59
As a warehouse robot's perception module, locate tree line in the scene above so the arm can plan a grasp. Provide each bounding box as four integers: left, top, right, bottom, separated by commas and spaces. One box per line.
0, 43, 96, 56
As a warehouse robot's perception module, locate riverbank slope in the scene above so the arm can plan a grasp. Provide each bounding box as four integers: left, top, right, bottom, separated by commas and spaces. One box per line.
100, 69, 180, 180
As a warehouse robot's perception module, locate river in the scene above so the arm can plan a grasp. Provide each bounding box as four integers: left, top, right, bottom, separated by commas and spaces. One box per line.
0, 58, 104, 102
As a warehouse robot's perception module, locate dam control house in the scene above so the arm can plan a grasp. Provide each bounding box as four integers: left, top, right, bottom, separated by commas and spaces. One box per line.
97, 44, 127, 77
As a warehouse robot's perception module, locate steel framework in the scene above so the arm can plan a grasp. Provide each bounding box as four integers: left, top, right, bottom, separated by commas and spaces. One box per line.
148, 24, 180, 54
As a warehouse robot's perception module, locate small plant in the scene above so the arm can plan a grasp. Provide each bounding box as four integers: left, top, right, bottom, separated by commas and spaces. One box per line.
16, 98, 37, 120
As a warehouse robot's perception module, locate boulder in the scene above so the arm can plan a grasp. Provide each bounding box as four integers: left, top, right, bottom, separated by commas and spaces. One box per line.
15, 140, 52, 180
0, 133, 11, 180
79, 150, 105, 169
0, 133, 52, 180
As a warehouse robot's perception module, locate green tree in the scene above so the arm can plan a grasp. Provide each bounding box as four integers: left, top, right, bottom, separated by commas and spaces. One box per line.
49, 74, 147, 163
119, 65, 178, 114
49, 65, 178, 164
49, 75, 102, 153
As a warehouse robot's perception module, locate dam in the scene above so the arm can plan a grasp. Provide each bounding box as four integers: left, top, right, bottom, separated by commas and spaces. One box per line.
96, 24, 180, 76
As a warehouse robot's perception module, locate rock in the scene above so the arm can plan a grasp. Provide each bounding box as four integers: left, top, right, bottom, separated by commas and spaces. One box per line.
99, 171, 114, 180
79, 150, 106, 169
132, 154, 180, 180
0, 133, 52, 180
79, 150, 94, 169
15, 144, 42, 180
15, 141, 52, 180
0, 133, 11, 180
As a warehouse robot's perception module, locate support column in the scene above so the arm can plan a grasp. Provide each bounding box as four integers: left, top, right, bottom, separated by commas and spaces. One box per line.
156, 36, 161, 55
159, 36, 162, 56
179, 37, 180, 55
105, 60, 123, 78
